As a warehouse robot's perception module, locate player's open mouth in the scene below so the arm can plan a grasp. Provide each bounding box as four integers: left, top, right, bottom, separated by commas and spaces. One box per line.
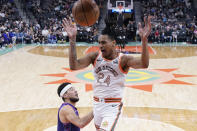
101, 49, 105, 53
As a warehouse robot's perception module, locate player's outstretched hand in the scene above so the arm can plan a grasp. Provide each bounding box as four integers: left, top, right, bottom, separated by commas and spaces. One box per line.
138, 16, 153, 40
62, 17, 77, 39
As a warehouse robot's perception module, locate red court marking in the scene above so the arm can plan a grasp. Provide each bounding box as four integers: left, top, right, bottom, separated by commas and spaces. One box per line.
153, 68, 178, 72
127, 85, 153, 92
40, 73, 66, 77
85, 46, 155, 54
62, 68, 73, 72
162, 79, 194, 85
85, 84, 93, 92
45, 79, 77, 84
173, 74, 197, 78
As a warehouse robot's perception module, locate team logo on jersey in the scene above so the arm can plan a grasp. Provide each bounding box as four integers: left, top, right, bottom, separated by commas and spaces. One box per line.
96, 58, 103, 62
113, 60, 118, 64
95, 65, 118, 77
102, 121, 108, 128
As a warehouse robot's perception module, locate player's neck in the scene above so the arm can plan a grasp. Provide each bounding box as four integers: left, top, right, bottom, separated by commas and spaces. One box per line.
65, 100, 76, 107
105, 50, 118, 60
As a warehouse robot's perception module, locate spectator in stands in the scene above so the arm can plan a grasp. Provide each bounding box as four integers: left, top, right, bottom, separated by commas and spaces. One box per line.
192, 28, 197, 44
24, 32, 32, 44
154, 29, 160, 43
0, 33, 4, 48
142, 0, 195, 43
127, 20, 136, 41
0, 0, 196, 45
2, 31, 10, 45
48, 32, 57, 44
42, 26, 49, 37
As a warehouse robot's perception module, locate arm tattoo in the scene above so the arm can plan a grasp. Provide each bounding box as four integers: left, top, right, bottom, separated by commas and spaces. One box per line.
69, 37, 77, 68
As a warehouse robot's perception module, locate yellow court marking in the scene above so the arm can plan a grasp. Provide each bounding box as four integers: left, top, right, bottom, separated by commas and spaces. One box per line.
84, 72, 94, 80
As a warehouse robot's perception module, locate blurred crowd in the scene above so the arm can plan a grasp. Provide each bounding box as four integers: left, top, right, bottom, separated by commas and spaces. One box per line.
0, 0, 98, 48
141, 0, 197, 44
0, 0, 197, 48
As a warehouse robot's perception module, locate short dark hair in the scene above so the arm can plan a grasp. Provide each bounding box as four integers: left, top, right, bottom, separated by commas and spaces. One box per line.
57, 82, 71, 101
101, 20, 116, 41
101, 20, 128, 49
101, 26, 116, 41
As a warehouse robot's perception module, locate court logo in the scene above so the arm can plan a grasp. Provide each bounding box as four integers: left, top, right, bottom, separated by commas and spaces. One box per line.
41, 68, 196, 92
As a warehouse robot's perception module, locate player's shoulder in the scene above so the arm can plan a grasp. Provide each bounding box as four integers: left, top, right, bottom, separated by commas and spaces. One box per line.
119, 54, 134, 71
120, 54, 134, 62
87, 51, 99, 61
89, 51, 99, 57
60, 104, 75, 115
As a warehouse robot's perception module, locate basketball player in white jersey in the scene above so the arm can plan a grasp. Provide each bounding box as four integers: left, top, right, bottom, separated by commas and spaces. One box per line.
62, 16, 152, 131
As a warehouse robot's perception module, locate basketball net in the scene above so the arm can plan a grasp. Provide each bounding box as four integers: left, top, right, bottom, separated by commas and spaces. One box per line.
117, 5, 124, 13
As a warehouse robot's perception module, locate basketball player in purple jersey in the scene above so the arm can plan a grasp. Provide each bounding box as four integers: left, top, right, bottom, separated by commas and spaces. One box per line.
57, 82, 93, 131
63, 16, 152, 131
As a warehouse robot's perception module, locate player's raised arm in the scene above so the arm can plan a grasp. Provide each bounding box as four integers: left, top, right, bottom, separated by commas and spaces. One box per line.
124, 16, 152, 69
62, 18, 97, 70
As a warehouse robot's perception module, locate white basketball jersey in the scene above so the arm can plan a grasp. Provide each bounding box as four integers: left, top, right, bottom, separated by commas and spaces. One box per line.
93, 53, 128, 98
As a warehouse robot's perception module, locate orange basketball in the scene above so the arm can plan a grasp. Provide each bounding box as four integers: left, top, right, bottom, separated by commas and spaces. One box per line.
72, 0, 100, 26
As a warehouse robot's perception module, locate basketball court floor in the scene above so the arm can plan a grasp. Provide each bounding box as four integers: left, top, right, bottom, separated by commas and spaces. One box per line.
0, 44, 197, 131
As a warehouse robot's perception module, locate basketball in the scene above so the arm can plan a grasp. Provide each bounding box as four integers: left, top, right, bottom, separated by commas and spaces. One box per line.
72, 0, 100, 26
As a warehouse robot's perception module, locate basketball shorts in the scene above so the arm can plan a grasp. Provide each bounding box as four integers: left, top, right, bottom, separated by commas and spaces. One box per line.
93, 97, 123, 131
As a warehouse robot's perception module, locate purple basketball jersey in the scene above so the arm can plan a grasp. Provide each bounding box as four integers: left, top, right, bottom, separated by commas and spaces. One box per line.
57, 103, 80, 131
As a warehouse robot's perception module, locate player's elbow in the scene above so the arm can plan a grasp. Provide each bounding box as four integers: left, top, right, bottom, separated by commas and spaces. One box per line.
142, 62, 149, 68
78, 122, 86, 128
69, 61, 81, 70
70, 66, 77, 70
144, 64, 149, 68
79, 125, 85, 128
69, 65, 78, 70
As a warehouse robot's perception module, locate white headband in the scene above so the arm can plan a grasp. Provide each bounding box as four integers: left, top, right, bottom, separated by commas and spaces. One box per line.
60, 84, 72, 97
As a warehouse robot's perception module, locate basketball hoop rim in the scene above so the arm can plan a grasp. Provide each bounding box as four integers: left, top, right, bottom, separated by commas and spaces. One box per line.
118, 5, 123, 9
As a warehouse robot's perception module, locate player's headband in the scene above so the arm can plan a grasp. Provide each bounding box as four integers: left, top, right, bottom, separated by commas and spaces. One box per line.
60, 84, 72, 97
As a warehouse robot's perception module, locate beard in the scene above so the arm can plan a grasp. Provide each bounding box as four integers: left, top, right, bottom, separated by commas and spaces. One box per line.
69, 97, 79, 103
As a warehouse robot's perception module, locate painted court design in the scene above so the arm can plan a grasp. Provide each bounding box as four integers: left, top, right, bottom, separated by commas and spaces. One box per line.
1, 45, 197, 131
41, 68, 196, 92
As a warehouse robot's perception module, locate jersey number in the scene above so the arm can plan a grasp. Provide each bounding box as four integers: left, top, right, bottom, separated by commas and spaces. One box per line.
97, 73, 111, 86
